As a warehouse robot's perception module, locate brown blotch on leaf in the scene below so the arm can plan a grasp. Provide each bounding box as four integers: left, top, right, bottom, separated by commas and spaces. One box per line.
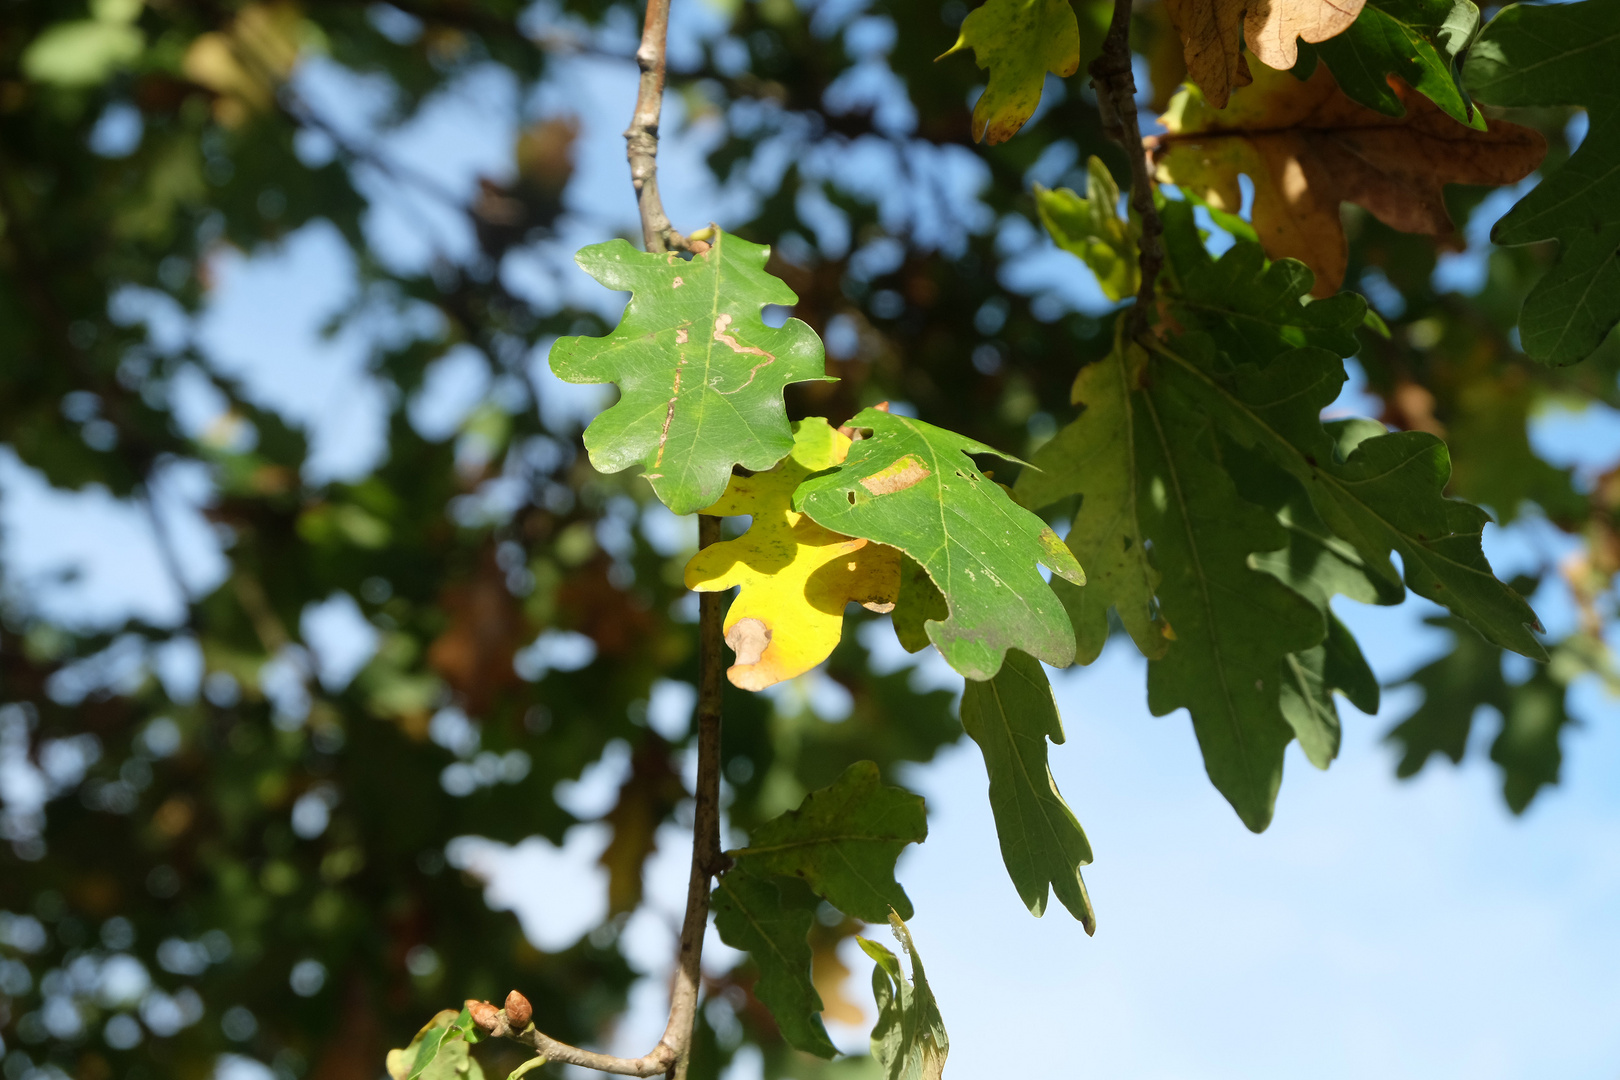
859, 454, 933, 496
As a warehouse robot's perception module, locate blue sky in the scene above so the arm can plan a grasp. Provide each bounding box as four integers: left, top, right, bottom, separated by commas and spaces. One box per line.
3, 6, 1619, 1078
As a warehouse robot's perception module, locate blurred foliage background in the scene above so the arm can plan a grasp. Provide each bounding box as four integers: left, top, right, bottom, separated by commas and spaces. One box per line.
0, 2, 1613, 1079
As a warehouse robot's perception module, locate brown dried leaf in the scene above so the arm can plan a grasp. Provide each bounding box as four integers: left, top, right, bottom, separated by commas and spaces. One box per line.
427, 545, 532, 716
809, 915, 866, 1028
597, 735, 687, 915
1164, 0, 1366, 108
1152, 62, 1545, 295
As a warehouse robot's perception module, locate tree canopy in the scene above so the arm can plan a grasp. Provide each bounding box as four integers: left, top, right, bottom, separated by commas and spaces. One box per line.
0, 1, 1615, 1079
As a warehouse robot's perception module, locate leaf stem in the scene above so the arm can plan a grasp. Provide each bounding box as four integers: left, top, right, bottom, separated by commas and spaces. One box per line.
1088, 0, 1162, 339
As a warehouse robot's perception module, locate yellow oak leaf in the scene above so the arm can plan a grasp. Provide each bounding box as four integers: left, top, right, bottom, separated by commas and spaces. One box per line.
685, 418, 901, 691
937, 0, 1080, 145
1164, 0, 1365, 109
1150, 60, 1545, 296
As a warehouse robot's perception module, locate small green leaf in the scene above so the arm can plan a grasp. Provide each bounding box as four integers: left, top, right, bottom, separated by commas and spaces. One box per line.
937, 0, 1080, 144
1316, 0, 1485, 128
729, 760, 926, 922
403, 1009, 484, 1080
1017, 336, 1166, 663
796, 407, 1083, 680
550, 230, 832, 513
711, 869, 836, 1058
1466, 0, 1620, 366
1034, 158, 1138, 302
960, 650, 1095, 930
860, 914, 948, 1080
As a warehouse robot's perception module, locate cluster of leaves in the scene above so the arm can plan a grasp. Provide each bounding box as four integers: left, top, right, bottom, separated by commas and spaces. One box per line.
1, 0, 1617, 1078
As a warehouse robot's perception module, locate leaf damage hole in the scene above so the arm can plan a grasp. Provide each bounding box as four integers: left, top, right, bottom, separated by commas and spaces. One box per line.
726, 618, 772, 666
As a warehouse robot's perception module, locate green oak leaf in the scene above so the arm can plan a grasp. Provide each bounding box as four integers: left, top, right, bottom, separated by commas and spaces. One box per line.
397, 1009, 484, 1080
1017, 336, 1167, 664
860, 915, 948, 1080
1151, 338, 1547, 661
711, 870, 837, 1058
1387, 616, 1571, 813
1276, 614, 1380, 769
1466, 0, 1620, 366
960, 649, 1095, 930
891, 553, 949, 655
550, 230, 831, 513
728, 760, 926, 922
795, 407, 1084, 680
1135, 373, 1325, 831
937, 0, 1080, 144
1160, 199, 1367, 363
1489, 667, 1572, 815
1315, 0, 1485, 129
1034, 157, 1139, 302
1223, 435, 1389, 767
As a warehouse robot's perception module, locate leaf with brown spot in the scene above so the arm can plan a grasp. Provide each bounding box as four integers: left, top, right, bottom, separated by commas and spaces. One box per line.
550, 230, 833, 514
685, 418, 901, 691
1164, 0, 1367, 108
795, 407, 1084, 680
1151, 60, 1544, 296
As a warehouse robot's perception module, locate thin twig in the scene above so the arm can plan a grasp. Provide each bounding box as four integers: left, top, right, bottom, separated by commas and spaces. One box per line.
485, 516, 728, 1078
1088, 0, 1163, 339
483, 2, 721, 1075
626, 0, 686, 253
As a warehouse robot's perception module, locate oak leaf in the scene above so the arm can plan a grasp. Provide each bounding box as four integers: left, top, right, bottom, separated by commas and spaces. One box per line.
1151, 60, 1545, 296
1467, 0, 1620, 366
937, 0, 1080, 144
550, 230, 831, 515
794, 407, 1084, 681
860, 915, 949, 1080
1164, 0, 1366, 108
684, 417, 901, 691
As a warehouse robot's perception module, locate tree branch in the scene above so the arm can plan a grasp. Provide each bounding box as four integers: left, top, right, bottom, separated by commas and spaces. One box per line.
477, 4, 722, 1076
626, 0, 687, 253
1088, 0, 1162, 339
478, 516, 728, 1078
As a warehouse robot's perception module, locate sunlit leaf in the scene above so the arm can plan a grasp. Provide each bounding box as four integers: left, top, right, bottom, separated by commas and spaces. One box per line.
937, 0, 1080, 144
795, 407, 1084, 680
551, 230, 832, 514
685, 418, 900, 690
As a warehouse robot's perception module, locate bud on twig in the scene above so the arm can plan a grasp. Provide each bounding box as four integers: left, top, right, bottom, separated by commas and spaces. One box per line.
504, 989, 533, 1029
466, 999, 501, 1032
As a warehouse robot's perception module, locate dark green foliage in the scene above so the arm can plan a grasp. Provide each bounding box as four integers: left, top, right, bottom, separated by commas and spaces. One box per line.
1468, 0, 1620, 367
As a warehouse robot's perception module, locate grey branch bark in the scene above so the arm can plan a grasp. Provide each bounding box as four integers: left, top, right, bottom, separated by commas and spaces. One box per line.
626, 0, 687, 253
1089, 0, 1163, 339
479, 2, 722, 1075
